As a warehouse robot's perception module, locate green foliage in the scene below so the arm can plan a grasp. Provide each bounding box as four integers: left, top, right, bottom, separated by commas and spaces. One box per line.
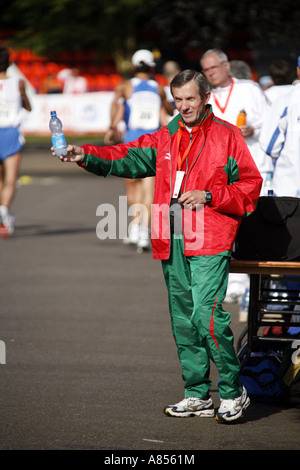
2, 0, 149, 58
147, 0, 299, 53
1, 0, 299, 60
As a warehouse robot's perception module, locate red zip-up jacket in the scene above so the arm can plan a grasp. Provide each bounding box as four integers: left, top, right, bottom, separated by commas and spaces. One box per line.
79, 105, 262, 260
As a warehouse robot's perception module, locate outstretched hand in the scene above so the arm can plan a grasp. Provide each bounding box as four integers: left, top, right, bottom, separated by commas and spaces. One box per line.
51, 145, 84, 162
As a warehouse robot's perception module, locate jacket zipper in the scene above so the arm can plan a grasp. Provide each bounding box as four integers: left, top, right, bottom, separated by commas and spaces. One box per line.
167, 128, 205, 256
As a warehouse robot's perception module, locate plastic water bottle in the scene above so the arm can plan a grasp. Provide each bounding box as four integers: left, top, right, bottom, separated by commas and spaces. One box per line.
263, 172, 273, 196
49, 111, 67, 157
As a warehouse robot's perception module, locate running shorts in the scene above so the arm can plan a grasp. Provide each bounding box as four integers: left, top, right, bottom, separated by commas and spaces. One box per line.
0, 127, 25, 161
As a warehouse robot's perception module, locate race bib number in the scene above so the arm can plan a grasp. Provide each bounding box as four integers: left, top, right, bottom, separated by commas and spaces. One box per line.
129, 99, 160, 130
0, 103, 17, 127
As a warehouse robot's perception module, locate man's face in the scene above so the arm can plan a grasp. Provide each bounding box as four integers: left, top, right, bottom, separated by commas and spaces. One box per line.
172, 80, 210, 127
201, 53, 231, 88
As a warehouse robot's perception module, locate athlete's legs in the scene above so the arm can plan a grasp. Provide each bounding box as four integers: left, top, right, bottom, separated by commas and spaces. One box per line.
140, 176, 155, 231
125, 178, 142, 243
0, 152, 21, 208
0, 161, 4, 197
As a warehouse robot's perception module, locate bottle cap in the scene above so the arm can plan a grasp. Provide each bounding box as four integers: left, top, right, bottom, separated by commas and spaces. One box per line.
50, 111, 57, 117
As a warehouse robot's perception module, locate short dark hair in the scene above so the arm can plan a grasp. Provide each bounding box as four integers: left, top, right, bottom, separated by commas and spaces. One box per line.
134, 62, 151, 74
269, 60, 292, 85
0, 46, 10, 72
170, 69, 210, 100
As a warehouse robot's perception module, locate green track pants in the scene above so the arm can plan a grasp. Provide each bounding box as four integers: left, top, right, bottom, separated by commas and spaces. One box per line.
162, 236, 242, 400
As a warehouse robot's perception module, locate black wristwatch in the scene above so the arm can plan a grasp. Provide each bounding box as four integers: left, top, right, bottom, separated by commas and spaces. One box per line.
204, 190, 212, 204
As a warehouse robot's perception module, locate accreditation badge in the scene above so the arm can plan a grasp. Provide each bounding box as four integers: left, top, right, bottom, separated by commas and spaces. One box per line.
172, 171, 185, 198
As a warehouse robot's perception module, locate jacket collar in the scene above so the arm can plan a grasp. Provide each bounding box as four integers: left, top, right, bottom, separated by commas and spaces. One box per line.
167, 104, 213, 136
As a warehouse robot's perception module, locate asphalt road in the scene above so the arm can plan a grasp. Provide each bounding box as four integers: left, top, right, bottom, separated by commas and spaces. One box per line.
0, 142, 299, 454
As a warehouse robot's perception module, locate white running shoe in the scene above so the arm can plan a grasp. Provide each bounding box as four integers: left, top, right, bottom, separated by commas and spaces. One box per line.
164, 396, 215, 418
0, 213, 15, 238
123, 224, 140, 245
137, 227, 150, 253
216, 386, 250, 423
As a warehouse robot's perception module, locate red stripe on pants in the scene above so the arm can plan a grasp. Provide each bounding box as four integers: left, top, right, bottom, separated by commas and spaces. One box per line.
209, 293, 221, 352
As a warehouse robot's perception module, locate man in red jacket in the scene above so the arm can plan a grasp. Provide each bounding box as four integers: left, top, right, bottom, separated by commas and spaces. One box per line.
52, 70, 262, 423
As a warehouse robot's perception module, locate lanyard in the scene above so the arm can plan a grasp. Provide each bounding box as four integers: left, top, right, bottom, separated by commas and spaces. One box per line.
177, 122, 200, 170
212, 78, 234, 114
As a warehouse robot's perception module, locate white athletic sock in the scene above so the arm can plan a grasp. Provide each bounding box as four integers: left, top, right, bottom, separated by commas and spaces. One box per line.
0, 205, 9, 219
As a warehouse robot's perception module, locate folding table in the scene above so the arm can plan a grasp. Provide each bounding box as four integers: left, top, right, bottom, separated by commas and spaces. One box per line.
229, 260, 300, 365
